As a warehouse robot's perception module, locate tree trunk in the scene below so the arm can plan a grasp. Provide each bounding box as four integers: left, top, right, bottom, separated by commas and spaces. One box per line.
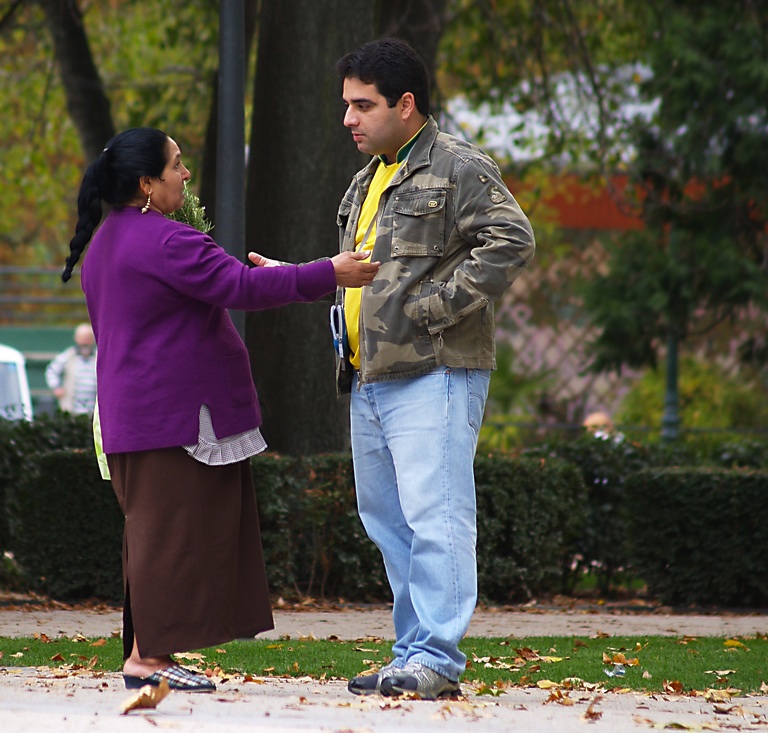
36, 0, 114, 161
377, 0, 448, 110
244, 0, 376, 455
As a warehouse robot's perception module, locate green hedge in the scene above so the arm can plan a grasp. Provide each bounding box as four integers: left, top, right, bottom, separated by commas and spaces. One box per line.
0, 413, 94, 554
521, 433, 768, 594
4, 449, 585, 604
6, 449, 124, 601
253, 453, 389, 601
475, 455, 586, 602
625, 467, 768, 606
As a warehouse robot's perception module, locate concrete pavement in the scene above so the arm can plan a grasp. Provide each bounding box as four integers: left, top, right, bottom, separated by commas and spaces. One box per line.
2, 597, 768, 732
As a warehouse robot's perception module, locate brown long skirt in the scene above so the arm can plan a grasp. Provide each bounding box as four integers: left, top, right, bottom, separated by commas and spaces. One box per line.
107, 448, 274, 659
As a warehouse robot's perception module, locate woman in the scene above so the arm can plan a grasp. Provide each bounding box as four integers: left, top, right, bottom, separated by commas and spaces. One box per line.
63, 127, 378, 692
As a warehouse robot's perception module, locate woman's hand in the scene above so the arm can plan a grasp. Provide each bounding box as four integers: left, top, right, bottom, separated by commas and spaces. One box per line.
331, 251, 380, 287
248, 251, 282, 267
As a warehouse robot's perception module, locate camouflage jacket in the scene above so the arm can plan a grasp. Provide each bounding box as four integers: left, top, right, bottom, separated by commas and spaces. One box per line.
335, 117, 535, 393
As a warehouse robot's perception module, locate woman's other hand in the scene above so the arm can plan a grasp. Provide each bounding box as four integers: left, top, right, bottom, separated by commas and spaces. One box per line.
248, 252, 282, 267
331, 251, 380, 287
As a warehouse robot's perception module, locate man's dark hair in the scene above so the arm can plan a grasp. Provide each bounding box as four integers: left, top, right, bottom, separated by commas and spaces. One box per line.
337, 38, 430, 116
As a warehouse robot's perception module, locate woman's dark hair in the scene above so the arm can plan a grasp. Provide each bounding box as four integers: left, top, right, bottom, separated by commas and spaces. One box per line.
62, 127, 170, 283
337, 38, 430, 116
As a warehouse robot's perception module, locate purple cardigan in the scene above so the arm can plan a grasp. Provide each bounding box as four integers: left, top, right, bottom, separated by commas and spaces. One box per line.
81, 207, 336, 454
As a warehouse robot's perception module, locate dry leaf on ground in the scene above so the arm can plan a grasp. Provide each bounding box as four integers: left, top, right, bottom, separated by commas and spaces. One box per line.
120, 679, 171, 714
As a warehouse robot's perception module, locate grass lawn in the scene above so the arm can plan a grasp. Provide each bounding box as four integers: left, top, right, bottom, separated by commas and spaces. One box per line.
1, 633, 766, 696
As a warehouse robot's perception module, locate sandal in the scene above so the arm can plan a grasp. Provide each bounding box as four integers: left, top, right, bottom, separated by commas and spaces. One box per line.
123, 664, 216, 692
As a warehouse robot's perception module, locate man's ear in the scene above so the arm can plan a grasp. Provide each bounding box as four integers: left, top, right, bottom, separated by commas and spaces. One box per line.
399, 92, 417, 121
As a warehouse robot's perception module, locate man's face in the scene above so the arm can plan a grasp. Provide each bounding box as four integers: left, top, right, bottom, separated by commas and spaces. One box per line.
342, 77, 406, 163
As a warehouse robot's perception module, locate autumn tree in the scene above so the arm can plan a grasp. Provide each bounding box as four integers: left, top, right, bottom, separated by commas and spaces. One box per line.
582, 0, 768, 437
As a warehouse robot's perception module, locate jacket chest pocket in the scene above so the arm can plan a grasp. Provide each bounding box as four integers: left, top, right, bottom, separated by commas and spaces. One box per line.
390, 189, 446, 258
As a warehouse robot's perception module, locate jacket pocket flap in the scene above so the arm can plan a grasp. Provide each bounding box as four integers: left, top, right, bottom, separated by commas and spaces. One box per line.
391, 189, 446, 216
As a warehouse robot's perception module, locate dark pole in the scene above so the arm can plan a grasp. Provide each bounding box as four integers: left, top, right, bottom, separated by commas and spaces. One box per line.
661, 332, 680, 442
661, 228, 681, 443
216, 0, 246, 336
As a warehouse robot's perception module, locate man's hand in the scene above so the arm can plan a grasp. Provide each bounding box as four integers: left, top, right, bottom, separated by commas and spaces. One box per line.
331, 250, 380, 287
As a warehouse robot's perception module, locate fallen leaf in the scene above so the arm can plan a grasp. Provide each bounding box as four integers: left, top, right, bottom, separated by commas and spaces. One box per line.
546, 689, 574, 706
583, 697, 603, 721
537, 680, 560, 689
663, 680, 685, 694
50, 653, 65, 662
476, 683, 505, 696
90, 639, 107, 647
120, 679, 171, 714
724, 639, 749, 650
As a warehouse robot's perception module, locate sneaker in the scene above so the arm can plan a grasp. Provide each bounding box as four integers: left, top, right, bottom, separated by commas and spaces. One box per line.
380, 662, 461, 700
347, 662, 401, 696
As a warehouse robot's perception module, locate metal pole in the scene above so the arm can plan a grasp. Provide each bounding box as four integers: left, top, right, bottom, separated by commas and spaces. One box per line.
661, 228, 681, 443
216, 0, 246, 336
661, 332, 680, 442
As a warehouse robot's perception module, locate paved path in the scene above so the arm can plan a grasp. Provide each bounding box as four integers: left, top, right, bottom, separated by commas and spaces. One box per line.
2, 599, 767, 732
1, 602, 767, 640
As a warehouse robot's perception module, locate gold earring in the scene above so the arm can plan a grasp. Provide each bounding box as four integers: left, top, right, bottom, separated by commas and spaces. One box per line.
141, 193, 152, 214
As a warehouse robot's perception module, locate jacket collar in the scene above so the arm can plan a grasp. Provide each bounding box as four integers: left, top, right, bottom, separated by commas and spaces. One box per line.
356, 116, 438, 188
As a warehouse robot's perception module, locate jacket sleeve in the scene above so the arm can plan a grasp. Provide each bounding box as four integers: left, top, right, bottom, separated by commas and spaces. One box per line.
426, 157, 535, 333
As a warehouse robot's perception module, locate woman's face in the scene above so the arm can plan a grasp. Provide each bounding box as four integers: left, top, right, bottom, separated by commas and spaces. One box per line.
148, 137, 191, 214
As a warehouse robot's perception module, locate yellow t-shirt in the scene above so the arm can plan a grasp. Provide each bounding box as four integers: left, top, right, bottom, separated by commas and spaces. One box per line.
344, 159, 403, 369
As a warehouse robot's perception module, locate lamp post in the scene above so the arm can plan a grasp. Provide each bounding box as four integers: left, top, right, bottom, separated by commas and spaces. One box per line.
216, 0, 246, 336
661, 227, 681, 443
661, 332, 680, 442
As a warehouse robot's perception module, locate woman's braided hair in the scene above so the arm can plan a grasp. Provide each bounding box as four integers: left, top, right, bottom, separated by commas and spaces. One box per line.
62, 127, 169, 283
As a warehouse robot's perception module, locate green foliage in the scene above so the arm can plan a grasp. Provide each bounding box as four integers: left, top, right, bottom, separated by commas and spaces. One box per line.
625, 467, 768, 607
474, 455, 586, 602
617, 356, 768, 432
169, 184, 213, 233
0, 0, 219, 262
583, 0, 768, 378
6, 450, 124, 601
438, 0, 652, 170
0, 412, 94, 553
252, 454, 389, 602
3, 421, 766, 606
523, 433, 653, 595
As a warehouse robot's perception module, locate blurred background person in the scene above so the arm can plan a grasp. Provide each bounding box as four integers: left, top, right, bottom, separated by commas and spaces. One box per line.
44, 322, 97, 415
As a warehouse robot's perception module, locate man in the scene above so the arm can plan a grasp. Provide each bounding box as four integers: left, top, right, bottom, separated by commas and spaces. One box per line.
45, 322, 97, 415
334, 38, 535, 699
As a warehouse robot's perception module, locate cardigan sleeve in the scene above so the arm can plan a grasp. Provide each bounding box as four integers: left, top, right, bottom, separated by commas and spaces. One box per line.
159, 225, 336, 310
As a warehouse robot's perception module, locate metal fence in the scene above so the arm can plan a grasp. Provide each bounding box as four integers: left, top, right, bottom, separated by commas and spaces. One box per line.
0, 267, 88, 326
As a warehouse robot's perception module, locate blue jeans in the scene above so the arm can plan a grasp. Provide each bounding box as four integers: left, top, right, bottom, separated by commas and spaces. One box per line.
350, 366, 491, 681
